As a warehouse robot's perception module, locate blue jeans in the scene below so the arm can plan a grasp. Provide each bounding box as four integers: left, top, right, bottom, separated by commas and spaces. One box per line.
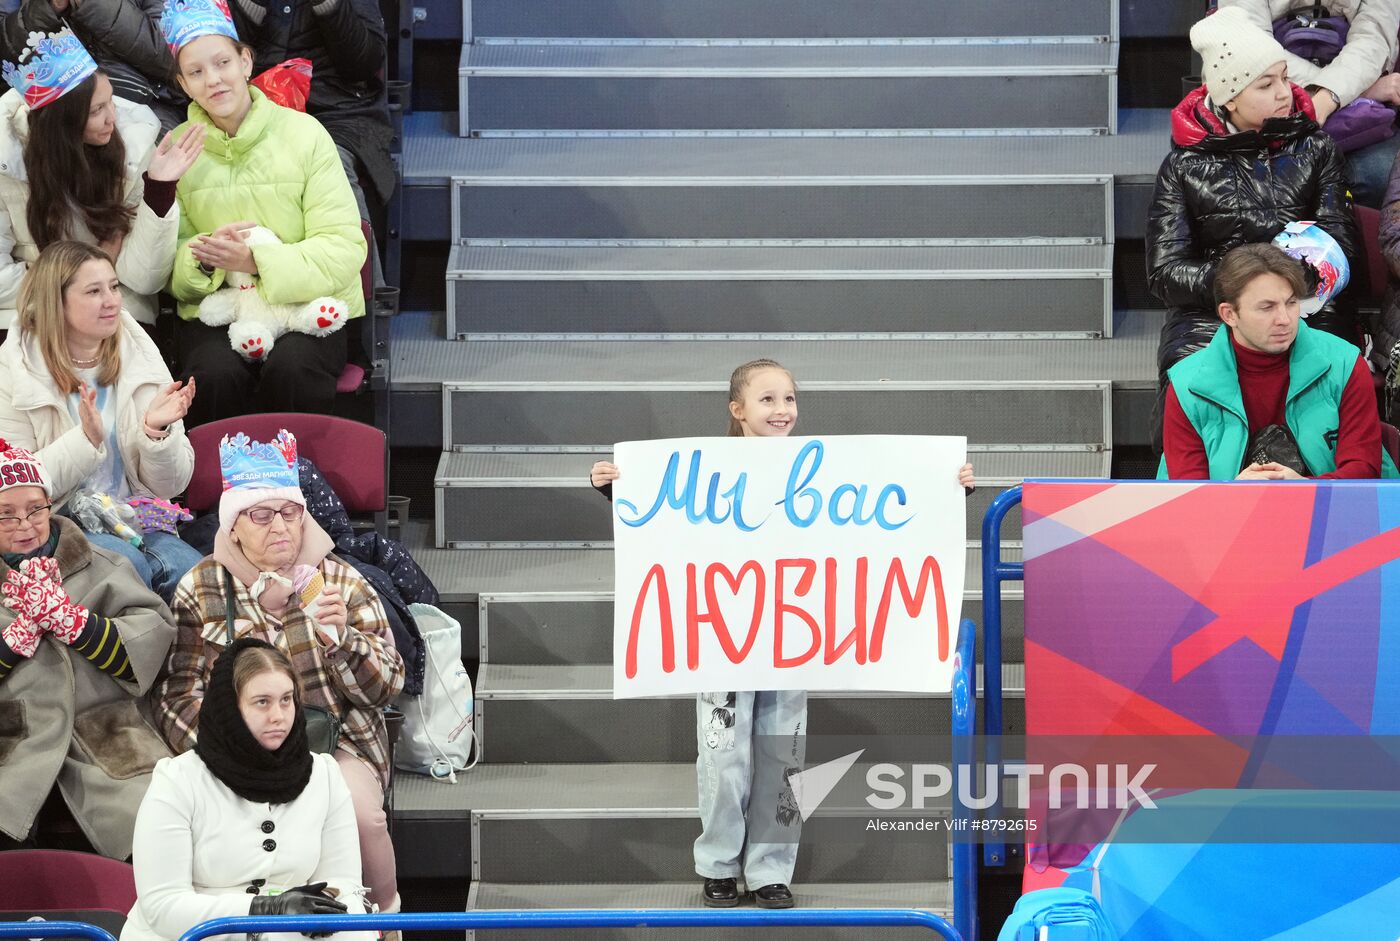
694, 690, 807, 888
84, 530, 204, 603
1346, 133, 1400, 209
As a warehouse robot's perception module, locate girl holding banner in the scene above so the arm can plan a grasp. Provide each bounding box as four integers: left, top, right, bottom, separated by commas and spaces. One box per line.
591, 359, 975, 909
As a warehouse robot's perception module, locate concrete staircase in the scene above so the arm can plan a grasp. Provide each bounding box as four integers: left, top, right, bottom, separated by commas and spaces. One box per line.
386, 0, 1172, 934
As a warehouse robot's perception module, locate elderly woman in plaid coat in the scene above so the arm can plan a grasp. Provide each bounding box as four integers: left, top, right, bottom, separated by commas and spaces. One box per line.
151, 429, 404, 914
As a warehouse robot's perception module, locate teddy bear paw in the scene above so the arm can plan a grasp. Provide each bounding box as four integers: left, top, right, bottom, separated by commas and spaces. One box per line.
228, 321, 276, 362
292, 298, 349, 336
197, 290, 239, 327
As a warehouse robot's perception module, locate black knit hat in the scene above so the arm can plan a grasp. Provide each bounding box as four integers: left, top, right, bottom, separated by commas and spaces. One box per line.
195, 637, 313, 804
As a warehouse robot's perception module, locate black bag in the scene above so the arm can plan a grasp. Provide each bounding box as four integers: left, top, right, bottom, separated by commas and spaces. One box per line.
1245, 424, 1312, 477
222, 567, 341, 754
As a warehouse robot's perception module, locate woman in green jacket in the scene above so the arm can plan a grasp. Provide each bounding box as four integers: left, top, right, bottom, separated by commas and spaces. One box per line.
163, 1, 366, 428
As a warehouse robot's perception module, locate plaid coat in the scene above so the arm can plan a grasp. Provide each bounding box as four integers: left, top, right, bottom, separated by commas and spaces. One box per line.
152, 554, 404, 789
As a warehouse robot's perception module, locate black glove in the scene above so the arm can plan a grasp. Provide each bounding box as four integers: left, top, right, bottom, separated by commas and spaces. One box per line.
250, 882, 349, 917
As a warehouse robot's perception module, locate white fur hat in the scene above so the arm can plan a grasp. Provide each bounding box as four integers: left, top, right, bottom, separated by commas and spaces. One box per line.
1191, 7, 1290, 105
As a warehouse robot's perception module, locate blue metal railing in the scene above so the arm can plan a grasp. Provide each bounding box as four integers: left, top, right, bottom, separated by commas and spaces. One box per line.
152, 630, 982, 941
951, 616, 979, 941
0, 923, 117, 941
980, 484, 1024, 868
173, 910, 965, 941
7, 588, 979, 941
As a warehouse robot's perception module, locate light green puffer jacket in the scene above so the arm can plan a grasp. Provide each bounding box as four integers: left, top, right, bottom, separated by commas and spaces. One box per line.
168, 87, 366, 321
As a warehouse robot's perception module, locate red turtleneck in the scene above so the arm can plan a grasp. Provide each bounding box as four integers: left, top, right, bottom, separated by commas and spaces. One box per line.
1163, 332, 1380, 479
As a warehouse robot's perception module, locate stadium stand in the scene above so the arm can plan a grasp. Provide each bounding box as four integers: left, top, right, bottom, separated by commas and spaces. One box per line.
0, 848, 135, 935
382, 0, 1186, 935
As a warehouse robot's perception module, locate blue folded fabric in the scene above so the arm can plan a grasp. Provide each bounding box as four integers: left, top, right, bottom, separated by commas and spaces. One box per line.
997, 887, 1117, 941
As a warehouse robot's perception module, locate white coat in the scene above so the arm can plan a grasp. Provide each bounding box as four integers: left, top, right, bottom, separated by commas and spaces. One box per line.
1217, 0, 1400, 105
0, 309, 194, 508
122, 751, 372, 941
0, 88, 176, 328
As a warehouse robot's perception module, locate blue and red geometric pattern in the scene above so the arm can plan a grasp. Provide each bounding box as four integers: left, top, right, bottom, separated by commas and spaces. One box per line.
1020, 481, 1400, 940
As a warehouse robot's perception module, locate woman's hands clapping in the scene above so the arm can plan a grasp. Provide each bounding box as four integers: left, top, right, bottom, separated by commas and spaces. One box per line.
77, 383, 104, 449
143, 378, 196, 437
146, 125, 206, 183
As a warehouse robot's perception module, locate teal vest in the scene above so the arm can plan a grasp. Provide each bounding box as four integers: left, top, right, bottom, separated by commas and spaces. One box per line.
1156, 322, 1400, 480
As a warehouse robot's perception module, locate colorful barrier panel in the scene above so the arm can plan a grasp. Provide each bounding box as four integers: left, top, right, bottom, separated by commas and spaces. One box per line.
1021, 480, 1400, 940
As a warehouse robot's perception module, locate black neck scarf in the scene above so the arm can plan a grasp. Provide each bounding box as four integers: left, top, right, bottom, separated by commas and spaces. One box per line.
195, 637, 314, 804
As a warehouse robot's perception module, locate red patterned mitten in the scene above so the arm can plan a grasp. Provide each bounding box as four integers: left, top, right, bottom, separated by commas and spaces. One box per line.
19, 556, 61, 586
2, 569, 87, 645
0, 613, 42, 658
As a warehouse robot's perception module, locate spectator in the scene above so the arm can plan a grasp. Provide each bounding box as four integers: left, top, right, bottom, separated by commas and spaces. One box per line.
0, 438, 175, 860
0, 241, 202, 600
0, 26, 202, 330
1216, 0, 1400, 207
1160, 243, 1397, 479
124, 638, 372, 941
0, 0, 187, 132
1369, 152, 1400, 382
153, 428, 403, 913
162, 0, 367, 427
1148, 7, 1357, 449
227, 0, 393, 234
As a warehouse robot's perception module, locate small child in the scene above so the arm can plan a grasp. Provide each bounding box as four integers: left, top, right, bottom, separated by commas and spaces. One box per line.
592, 358, 975, 908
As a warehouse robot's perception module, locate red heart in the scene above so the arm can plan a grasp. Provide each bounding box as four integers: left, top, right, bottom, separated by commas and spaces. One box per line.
693, 561, 766, 666
317, 317, 332, 328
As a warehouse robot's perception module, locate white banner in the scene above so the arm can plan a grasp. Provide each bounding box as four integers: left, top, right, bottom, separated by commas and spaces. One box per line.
611, 435, 967, 698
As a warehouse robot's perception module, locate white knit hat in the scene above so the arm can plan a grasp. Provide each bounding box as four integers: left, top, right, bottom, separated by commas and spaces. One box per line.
1191, 7, 1290, 105
0, 438, 52, 499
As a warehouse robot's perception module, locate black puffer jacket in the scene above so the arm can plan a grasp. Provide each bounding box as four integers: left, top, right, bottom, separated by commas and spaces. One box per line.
229, 0, 394, 209
1147, 84, 1360, 376
0, 0, 185, 127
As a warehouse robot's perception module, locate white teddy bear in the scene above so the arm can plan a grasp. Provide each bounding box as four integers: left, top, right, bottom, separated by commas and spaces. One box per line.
196, 225, 351, 361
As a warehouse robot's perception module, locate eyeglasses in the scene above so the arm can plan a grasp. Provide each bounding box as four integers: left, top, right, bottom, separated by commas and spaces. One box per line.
0, 504, 52, 532
242, 504, 305, 526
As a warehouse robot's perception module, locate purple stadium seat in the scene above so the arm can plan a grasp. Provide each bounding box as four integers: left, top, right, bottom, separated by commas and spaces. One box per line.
335, 219, 376, 395
1383, 422, 1400, 467
0, 849, 136, 912
1354, 204, 1387, 304
184, 413, 386, 517
336, 362, 366, 394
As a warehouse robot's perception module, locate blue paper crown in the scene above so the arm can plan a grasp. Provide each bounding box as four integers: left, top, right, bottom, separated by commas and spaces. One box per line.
219, 430, 299, 492
162, 0, 239, 53
1, 26, 98, 110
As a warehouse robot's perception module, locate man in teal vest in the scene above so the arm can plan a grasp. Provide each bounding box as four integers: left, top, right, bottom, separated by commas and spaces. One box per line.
1159, 243, 1399, 480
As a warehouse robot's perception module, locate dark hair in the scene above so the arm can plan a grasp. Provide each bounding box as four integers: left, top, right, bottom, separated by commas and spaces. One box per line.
726, 358, 795, 436
24, 73, 135, 249
1214, 243, 1307, 313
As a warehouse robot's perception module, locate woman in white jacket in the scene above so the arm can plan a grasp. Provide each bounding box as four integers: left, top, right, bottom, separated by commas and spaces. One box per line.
0, 241, 201, 600
124, 638, 371, 941
0, 31, 204, 330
